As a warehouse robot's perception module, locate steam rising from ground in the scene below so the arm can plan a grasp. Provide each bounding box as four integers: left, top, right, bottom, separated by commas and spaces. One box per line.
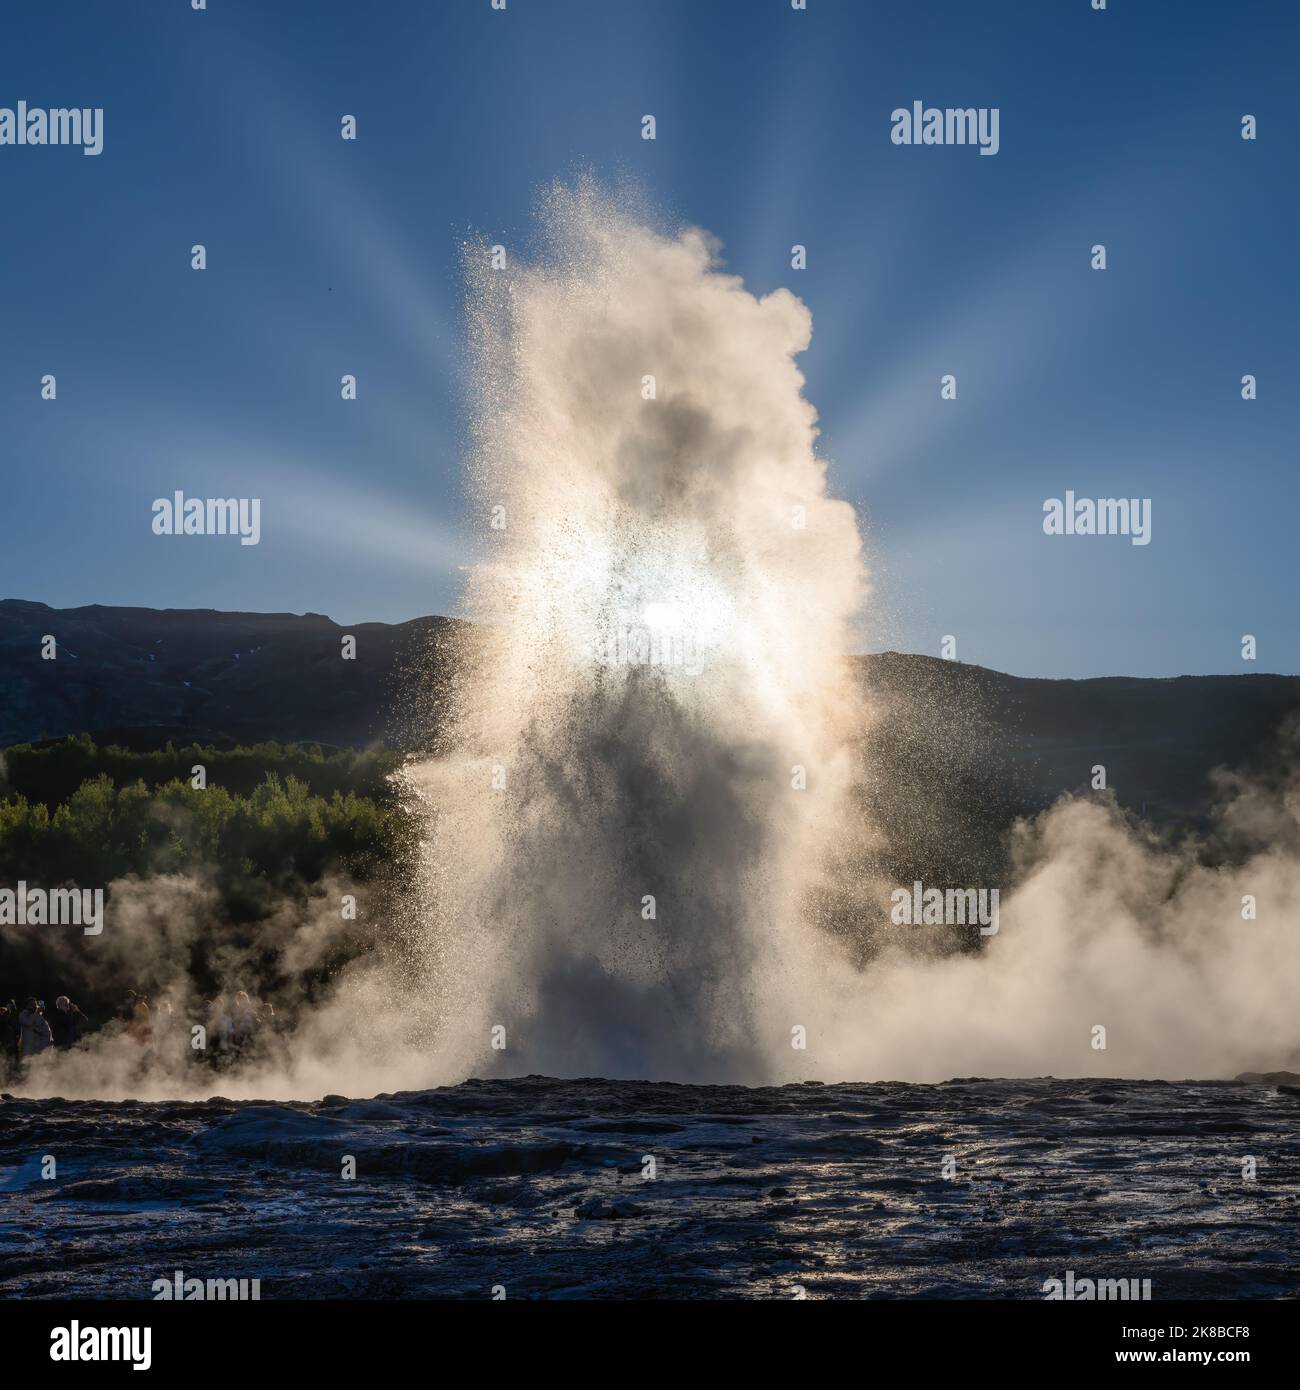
825, 788, 1300, 1081
15, 184, 1300, 1098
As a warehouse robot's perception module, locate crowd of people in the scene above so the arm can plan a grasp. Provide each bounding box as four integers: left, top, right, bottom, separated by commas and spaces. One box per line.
0, 987, 279, 1083
0, 995, 90, 1078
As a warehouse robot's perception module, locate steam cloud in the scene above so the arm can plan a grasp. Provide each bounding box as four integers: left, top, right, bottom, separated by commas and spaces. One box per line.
14, 184, 1299, 1099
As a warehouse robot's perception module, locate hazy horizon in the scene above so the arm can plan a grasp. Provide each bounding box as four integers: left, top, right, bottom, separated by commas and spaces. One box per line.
6, 591, 1300, 686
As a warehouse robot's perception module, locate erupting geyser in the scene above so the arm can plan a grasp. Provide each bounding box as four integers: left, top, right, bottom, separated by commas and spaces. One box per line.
18, 186, 1298, 1104
403, 181, 873, 1083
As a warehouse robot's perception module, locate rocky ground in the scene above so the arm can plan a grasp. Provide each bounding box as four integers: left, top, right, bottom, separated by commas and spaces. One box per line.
1, 1074, 1297, 1300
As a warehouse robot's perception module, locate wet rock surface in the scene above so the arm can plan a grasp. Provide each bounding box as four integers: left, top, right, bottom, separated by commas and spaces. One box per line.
1, 1075, 1297, 1299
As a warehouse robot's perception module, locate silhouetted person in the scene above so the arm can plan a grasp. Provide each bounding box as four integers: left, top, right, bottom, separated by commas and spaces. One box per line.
51, 996, 89, 1048
0, 1005, 18, 1082
18, 999, 53, 1058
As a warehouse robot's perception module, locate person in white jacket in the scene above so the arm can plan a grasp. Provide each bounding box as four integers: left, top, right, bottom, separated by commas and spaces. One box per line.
18, 999, 53, 1057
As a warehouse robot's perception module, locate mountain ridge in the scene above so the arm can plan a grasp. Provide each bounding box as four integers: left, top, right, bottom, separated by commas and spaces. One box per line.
2, 600, 1296, 840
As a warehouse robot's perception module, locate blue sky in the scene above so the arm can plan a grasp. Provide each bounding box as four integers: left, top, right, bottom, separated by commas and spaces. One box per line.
1, 0, 1296, 678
